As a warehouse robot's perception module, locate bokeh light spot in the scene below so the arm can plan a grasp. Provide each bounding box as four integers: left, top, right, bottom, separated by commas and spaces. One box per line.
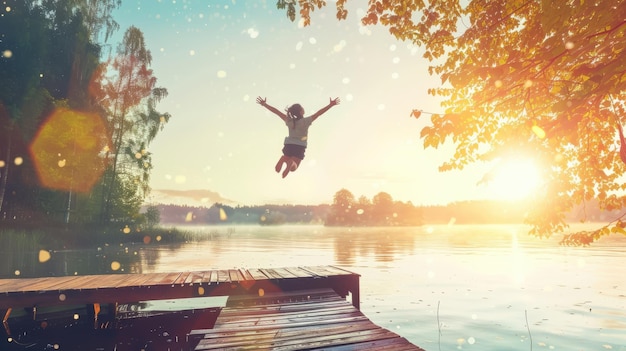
14, 157, 23, 166
2, 49, 12, 58
111, 261, 121, 271
185, 212, 194, 222
123, 226, 131, 234
29, 108, 108, 192
39, 250, 51, 263
247, 28, 259, 38
258, 288, 265, 297
59, 294, 66, 301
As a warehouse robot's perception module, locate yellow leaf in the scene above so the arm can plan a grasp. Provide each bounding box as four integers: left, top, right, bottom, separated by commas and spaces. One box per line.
532, 125, 546, 139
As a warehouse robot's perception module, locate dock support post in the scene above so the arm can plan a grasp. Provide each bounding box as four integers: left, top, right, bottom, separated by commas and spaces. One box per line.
350, 274, 360, 310
2, 308, 12, 337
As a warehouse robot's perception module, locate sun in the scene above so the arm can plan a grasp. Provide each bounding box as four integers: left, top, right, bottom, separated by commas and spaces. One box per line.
486, 158, 543, 200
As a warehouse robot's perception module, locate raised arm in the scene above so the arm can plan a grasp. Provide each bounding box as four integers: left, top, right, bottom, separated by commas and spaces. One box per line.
309, 97, 340, 121
256, 96, 287, 122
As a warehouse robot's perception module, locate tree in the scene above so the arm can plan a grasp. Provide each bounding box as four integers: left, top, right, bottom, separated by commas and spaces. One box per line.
92, 26, 170, 223
372, 192, 394, 225
282, 0, 626, 245
0, 0, 112, 222
355, 195, 372, 225
326, 188, 356, 225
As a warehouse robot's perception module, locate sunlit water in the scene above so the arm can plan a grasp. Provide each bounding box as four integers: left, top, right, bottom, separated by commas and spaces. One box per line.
4, 224, 626, 350
137, 224, 626, 351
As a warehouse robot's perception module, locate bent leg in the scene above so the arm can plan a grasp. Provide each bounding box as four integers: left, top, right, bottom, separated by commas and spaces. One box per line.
290, 158, 302, 171
275, 155, 289, 173
282, 157, 300, 178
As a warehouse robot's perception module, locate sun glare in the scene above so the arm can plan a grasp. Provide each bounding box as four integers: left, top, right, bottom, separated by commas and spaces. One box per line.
488, 158, 542, 200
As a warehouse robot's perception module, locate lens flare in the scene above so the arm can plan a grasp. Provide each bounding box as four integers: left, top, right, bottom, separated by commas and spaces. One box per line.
29, 108, 109, 192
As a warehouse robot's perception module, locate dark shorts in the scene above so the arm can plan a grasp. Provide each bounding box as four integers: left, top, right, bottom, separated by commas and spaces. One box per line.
282, 144, 306, 160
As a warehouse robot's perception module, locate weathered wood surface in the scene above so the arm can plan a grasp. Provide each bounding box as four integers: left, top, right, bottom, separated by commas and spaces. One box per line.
0, 266, 360, 309
191, 289, 424, 351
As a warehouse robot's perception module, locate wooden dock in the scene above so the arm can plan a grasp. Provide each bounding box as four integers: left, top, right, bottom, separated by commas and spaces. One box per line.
190, 288, 424, 351
0, 265, 360, 310
0, 265, 425, 350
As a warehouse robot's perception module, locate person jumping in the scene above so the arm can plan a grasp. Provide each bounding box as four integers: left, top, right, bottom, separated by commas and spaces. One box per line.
256, 96, 340, 178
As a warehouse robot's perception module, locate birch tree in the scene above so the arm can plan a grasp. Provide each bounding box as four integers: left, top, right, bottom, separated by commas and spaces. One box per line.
92, 26, 170, 223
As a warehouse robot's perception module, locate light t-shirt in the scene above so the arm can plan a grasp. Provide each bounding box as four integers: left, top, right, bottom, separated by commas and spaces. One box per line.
284, 117, 313, 147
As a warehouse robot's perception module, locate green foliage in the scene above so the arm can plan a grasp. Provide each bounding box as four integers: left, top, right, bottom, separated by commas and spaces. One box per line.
91, 25, 170, 223
0, 0, 168, 229
281, 0, 626, 244
143, 205, 160, 229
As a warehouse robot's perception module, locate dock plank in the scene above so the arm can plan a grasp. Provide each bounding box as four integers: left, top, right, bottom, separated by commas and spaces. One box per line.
283, 266, 317, 278
184, 271, 206, 285
246, 268, 269, 280
326, 265, 361, 276
201, 270, 215, 285
216, 270, 230, 283
270, 267, 300, 279
174, 271, 192, 285
239, 269, 254, 281
139, 272, 173, 286
114, 272, 157, 288
259, 268, 283, 280
228, 269, 244, 282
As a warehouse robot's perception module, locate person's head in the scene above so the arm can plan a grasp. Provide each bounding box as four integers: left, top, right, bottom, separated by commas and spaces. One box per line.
287, 104, 304, 119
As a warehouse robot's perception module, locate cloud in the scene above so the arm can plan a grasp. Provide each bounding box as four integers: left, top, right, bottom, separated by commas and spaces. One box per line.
149, 189, 235, 206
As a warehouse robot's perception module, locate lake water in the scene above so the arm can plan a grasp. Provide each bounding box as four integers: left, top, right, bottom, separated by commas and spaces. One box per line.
140, 224, 626, 351
3, 224, 626, 350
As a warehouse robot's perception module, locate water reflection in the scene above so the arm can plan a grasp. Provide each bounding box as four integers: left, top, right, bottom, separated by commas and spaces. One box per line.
0, 243, 179, 279
332, 227, 417, 265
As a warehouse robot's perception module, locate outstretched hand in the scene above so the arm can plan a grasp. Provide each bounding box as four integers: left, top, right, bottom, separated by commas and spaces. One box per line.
256, 96, 267, 106
329, 97, 340, 106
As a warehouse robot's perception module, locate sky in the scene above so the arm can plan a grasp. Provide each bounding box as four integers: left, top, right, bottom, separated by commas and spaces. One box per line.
109, 0, 538, 207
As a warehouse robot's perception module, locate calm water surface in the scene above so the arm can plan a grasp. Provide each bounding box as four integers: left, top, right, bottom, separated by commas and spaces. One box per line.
5, 224, 626, 351
143, 224, 626, 351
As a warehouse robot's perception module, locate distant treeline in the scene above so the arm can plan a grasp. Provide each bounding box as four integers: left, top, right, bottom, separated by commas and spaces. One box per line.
152, 196, 619, 226
154, 203, 331, 225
